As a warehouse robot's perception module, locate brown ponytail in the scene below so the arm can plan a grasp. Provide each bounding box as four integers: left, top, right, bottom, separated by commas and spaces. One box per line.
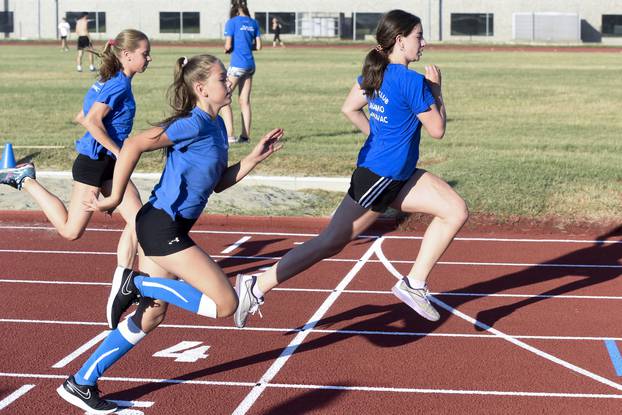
157, 54, 223, 129
360, 10, 421, 98
88, 29, 149, 81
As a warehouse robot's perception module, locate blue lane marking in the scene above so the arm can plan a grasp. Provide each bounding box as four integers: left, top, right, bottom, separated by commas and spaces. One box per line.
604, 340, 622, 376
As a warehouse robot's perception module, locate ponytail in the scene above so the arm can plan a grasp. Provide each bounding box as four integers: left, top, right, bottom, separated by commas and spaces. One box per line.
89, 29, 149, 81
360, 10, 421, 98
156, 54, 222, 129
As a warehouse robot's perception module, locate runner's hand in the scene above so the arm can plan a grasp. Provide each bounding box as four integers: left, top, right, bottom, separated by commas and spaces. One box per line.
424, 65, 442, 88
249, 128, 284, 164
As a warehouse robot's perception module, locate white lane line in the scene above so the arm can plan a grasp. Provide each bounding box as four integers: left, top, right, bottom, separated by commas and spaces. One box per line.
266, 382, 622, 399
51, 331, 109, 368
221, 236, 252, 254
1, 248, 620, 269
374, 240, 622, 393
1, 224, 621, 245
232, 237, 382, 415
0, 384, 35, 410
3, 317, 622, 342
3, 278, 622, 301
1, 372, 621, 400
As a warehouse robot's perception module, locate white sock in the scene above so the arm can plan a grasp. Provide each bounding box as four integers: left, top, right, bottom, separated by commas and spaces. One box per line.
251, 278, 264, 299
406, 276, 426, 289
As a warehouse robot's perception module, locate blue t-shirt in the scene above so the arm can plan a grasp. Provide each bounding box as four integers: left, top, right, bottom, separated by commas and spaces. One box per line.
356, 64, 436, 180
149, 107, 229, 220
75, 71, 136, 159
224, 15, 261, 69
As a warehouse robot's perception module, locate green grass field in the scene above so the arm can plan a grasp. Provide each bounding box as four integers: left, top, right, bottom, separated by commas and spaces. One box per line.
0, 44, 620, 222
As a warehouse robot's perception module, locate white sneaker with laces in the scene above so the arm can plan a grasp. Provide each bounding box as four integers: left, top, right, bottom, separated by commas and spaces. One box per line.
234, 274, 264, 328
391, 278, 440, 321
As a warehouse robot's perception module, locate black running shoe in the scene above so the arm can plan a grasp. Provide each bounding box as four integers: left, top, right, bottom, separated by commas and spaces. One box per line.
0, 163, 36, 190
107, 267, 141, 329
56, 375, 118, 414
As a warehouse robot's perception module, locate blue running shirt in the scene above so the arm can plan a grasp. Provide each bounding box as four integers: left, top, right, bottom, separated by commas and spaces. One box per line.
75, 71, 136, 159
149, 107, 229, 220
356, 64, 436, 180
224, 15, 261, 69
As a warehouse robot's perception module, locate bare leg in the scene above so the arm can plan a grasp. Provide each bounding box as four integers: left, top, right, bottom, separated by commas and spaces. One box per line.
21, 179, 99, 240
102, 179, 142, 268
390, 170, 468, 284
257, 195, 381, 294
237, 75, 253, 139
76, 49, 83, 66
221, 76, 240, 139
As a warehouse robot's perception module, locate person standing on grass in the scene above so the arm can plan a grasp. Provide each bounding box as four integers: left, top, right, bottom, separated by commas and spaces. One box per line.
75, 12, 96, 72
0, 29, 151, 311
221, 0, 262, 144
56, 54, 283, 414
233, 9, 468, 328
58, 17, 70, 51
272, 17, 285, 48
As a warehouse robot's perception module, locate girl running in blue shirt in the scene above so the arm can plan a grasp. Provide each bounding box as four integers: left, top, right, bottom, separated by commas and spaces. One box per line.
221, 0, 262, 143
234, 9, 468, 327
0, 29, 151, 283
56, 54, 283, 414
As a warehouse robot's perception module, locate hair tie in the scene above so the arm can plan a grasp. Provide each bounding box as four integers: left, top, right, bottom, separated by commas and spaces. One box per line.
108, 39, 117, 46
374, 44, 383, 52
182, 56, 188, 67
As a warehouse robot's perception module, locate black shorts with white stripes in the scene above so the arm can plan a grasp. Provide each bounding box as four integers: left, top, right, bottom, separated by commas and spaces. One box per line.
347, 167, 409, 213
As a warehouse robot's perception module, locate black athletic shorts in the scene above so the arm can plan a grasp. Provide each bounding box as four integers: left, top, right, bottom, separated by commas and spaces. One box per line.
136, 203, 197, 256
71, 153, 115, 187
77, 36, 91, 50
347, 167, 409, 213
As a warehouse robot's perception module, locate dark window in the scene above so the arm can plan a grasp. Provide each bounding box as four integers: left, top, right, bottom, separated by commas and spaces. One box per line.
160, 12, 200, 34
0, 11, 13, 33
451, 13, 494, 36
160, 12, 181, 33
602, 15, 622, 37
255, 12, 295, 35
182, 12, 200, 33
355, 13, 382, 40
66, 12, 106, 33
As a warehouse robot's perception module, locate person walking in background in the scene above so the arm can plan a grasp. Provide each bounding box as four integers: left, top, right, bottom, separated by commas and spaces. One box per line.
0, 29, 151, 307
272, 17, 285, 47
234, 9, 468, 328
221, 0, 262, 144
58, 17, 70, 51
75, 12, 96, 72
56, 54, 283, 414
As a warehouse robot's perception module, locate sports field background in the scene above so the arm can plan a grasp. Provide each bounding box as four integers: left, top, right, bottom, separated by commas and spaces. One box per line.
0, 44, 620, 222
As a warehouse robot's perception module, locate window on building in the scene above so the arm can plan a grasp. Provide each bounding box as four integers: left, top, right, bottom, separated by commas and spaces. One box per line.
160, 12, 200, 34
354, 13, 382, 40
255, 12, 295, 35
451, 13, 494, 36
66, 12, 106, 33
0, 11, 13, 33
602, 15, 622, 37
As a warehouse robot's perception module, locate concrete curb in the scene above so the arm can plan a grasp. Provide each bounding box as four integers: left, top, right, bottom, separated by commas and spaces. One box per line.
36, 171, 350, 192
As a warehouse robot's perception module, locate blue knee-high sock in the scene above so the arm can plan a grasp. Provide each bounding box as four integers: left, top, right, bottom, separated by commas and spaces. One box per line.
74, 318, 146, 386
134, 275, 217, 318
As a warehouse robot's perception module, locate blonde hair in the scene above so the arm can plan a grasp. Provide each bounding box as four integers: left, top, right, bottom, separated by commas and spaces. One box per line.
158, 54, 223, 128
89, 29, 149, 81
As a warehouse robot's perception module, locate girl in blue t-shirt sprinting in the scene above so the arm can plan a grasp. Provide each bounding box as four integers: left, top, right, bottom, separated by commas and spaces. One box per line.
56, 54, 283, 414
221, 1, 262, 143
0, 29, 151, 287
234, 9, 468, 328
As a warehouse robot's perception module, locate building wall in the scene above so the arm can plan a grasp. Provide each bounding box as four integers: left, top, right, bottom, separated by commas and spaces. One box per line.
2, 0, 621, 44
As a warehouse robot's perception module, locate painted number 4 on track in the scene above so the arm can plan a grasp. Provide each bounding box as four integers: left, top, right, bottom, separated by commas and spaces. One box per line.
153, 341, 210, 362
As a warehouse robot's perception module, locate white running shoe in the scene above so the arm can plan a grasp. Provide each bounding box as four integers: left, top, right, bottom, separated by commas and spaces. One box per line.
391, 278, 440, 321
234, 274, 264, 328
76, 65, 83, 72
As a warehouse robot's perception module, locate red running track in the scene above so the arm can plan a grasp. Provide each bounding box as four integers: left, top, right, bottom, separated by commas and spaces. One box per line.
1, 211, 622, 414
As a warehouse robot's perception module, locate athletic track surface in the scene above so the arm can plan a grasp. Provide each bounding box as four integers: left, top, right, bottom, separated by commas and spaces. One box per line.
1, 211, 621, 414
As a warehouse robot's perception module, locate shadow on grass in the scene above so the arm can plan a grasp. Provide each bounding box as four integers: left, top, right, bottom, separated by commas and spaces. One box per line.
16, 152, 40, 164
